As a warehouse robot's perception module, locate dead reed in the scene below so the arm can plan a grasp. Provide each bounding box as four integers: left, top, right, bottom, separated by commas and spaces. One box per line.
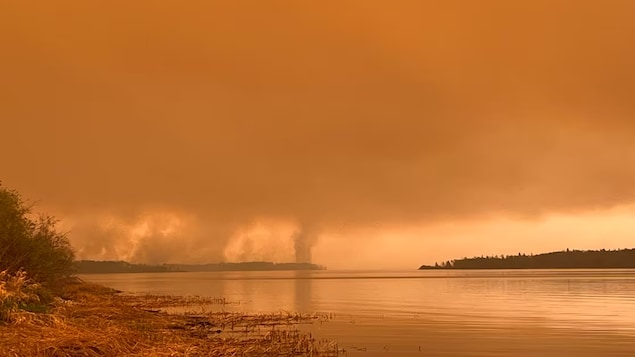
0, 270, 42, 323
0, 279, 339, 356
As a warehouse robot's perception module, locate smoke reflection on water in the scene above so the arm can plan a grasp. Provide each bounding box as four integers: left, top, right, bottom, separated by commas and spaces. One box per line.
82, 269, 635, 356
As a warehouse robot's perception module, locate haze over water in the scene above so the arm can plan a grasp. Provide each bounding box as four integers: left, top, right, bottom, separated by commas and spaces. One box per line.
83, 269, 635, 356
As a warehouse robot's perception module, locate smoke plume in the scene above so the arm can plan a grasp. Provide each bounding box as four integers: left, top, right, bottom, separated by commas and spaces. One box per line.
292, 224, 321, 263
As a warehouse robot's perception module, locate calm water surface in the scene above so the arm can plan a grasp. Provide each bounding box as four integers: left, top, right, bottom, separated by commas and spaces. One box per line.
82, 270, 635, 356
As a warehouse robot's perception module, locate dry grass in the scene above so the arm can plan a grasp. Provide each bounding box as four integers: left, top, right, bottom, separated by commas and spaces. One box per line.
0, 280, 339, 356
0, 270, 42, 322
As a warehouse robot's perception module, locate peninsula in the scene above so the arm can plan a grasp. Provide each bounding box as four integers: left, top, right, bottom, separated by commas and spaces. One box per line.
420, 248, 635, 270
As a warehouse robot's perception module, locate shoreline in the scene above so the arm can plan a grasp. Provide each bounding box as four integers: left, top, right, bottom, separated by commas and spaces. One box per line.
0, 280, 339, 356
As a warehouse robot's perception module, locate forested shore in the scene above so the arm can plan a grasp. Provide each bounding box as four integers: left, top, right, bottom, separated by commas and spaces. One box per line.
75, 260, 325, 274
420, 249, 635, 269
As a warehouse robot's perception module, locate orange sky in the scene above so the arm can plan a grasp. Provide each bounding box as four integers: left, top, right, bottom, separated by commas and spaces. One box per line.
1, 1, 635, 269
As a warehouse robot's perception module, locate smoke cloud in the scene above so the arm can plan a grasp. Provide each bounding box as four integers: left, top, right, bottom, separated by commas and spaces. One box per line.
60, 211, 237, 264
1, 1, 635, 264
292, 224, 322, 263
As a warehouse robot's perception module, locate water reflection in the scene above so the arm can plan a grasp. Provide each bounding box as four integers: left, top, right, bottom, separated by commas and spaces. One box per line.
292, 271, 313, 313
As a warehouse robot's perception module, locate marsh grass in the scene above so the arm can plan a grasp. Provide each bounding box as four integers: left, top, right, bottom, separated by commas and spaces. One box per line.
117, 294, 235, 310
0, 279, 339, 356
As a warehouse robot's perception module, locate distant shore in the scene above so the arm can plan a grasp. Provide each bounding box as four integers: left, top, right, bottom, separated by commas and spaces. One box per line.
75, 260, 326, 274
420, 248, 635, 270
0, 280, 337, 356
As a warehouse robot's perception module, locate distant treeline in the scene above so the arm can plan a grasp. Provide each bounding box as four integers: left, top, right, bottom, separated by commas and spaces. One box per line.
419, 248, 635, 270
170, 262, 325, 272
74, 261, 174, 274
75, 260, 325, 274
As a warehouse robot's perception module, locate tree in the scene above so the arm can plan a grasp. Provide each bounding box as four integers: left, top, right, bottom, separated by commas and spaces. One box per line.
0, 183, 74, 290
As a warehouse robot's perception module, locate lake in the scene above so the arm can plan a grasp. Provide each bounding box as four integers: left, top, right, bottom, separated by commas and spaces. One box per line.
81, 269, 635, 356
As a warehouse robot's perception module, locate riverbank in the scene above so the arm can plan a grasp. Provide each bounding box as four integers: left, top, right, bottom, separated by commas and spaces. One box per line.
0, 280, 338, 356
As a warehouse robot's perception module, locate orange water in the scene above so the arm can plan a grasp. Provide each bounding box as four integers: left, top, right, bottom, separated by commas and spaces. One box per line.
82, 269, 635, 356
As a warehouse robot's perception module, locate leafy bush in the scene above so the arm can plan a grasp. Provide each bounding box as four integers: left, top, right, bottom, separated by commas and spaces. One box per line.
0, 183, 75, 291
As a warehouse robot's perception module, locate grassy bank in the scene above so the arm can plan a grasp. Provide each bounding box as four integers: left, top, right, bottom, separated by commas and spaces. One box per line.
0, 279, 338, 356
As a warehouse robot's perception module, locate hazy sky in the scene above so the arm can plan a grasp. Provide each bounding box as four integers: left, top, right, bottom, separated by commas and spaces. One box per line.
1, 1, 635, 269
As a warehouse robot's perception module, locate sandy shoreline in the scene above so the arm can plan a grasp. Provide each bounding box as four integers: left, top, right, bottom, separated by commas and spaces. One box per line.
0, 281, 339, 356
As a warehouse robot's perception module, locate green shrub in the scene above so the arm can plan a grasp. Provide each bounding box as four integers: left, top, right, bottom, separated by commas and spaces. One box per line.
0, 183, 75, 292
